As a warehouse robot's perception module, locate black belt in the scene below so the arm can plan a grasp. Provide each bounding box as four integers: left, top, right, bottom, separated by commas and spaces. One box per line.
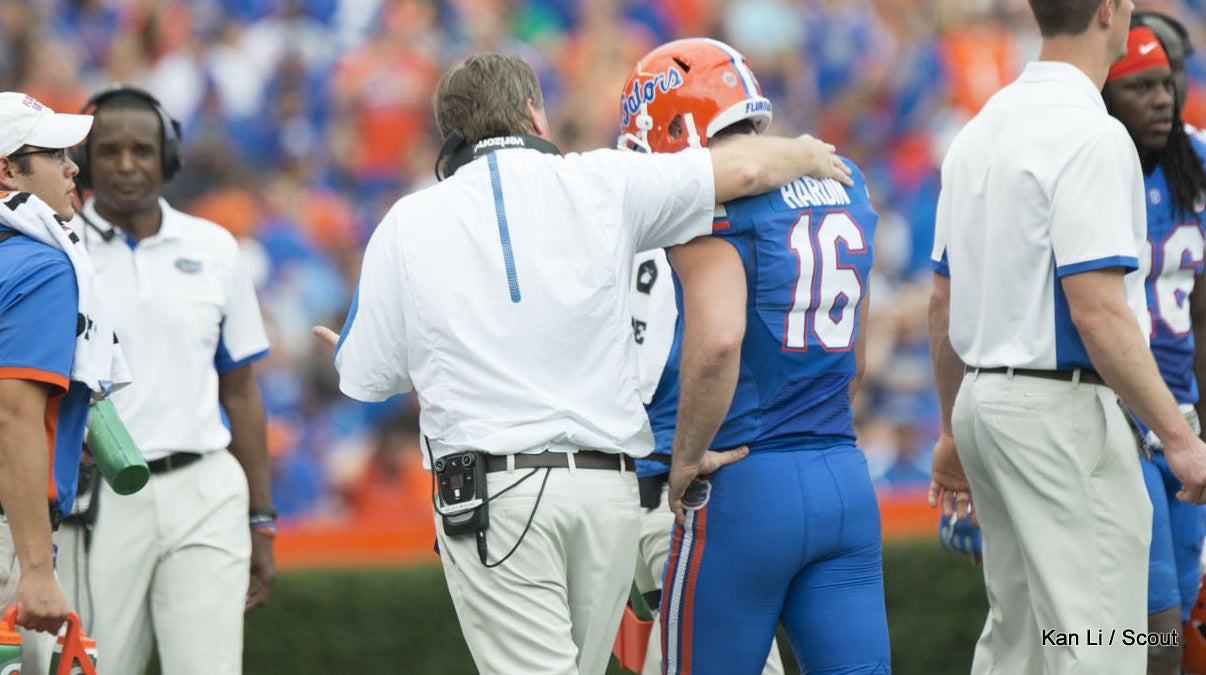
0, 502, 63, 531
968, 366, 1105, 386
638, 473, 669, 510
484, 450, 635, 474
147, 452, 204, 474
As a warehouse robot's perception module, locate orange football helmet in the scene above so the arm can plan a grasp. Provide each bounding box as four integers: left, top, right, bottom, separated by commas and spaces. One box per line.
618, 38, 772, 154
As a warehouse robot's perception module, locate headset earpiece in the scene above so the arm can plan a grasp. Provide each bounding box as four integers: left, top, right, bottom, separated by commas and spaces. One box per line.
75, 86, 184, 192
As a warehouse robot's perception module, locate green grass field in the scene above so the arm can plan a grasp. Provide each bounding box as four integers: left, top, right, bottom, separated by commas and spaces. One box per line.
145, 539, 988, 673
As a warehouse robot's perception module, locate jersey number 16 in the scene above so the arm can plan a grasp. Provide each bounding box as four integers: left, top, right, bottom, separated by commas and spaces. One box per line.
784, 211, 867, 352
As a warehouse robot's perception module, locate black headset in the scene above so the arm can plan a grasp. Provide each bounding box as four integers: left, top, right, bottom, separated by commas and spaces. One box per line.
73, 86, 184, 190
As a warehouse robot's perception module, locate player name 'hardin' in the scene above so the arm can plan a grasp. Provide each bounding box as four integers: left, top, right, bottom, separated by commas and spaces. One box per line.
780, 176, 851, 209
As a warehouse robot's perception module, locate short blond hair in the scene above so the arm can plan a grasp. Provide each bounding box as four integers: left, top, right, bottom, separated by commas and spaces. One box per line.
434, 53, 544, 145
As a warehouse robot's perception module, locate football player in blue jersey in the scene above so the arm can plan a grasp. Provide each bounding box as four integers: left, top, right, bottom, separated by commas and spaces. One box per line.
620, 38, 889, 674
1103, 22, 1206, 675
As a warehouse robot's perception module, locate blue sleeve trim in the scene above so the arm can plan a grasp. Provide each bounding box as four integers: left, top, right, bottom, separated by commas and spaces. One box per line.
334, 285, 360, 360
215, 347, 269, 374
214, 319, 269, 373
930, 257, 950, 277
1056, 255, 1139, 277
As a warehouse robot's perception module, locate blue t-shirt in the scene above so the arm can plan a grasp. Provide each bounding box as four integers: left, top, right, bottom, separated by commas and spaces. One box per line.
0, 225, 89, 517
1142, 141, 1206, 406
641, 159, 878, 474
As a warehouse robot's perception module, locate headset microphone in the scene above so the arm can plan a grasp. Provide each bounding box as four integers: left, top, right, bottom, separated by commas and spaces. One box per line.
77, 209, 116, 242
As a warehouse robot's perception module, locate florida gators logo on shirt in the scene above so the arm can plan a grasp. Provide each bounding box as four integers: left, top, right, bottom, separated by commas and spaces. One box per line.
174, 258, 202, 274
682, 477, 711, 511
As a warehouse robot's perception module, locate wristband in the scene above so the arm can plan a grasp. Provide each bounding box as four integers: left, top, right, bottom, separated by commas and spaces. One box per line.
250, 519, 277, 539
249, 506, 278, 521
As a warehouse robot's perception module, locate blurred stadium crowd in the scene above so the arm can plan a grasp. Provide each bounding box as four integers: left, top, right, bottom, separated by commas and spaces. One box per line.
17, 0, 1206, 523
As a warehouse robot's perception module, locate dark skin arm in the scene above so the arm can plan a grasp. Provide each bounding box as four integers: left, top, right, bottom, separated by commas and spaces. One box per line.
218, 364, 276, 611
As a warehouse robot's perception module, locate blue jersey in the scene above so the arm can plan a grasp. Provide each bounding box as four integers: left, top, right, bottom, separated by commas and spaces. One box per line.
642, 160, 877, 466
0, 225, 90, 517
1143, 150, 1206, 406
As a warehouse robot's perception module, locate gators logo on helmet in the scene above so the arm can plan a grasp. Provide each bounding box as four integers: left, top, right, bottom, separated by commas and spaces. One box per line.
617, 38, 773, 154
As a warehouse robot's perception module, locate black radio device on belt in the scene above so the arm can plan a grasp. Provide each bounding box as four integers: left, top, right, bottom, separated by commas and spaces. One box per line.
434, 451, 489, 536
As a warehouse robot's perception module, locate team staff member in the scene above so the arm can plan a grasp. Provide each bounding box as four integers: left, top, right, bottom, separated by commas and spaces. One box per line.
317, 52, 852, 675
928, 1, 1206, 673
0, 91, 130, 672
623, 39, 888, 674
64, 87, 274, 675
1104, 24, 1206, 674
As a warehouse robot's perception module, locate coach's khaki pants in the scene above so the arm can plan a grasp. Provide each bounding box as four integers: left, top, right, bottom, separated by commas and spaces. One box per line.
955, 370, 1151, 675
437, 465, 639, 675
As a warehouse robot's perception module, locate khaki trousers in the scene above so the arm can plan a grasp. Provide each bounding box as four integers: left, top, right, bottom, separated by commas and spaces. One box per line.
955, 370, 1151, 675
437, 465, 639, 675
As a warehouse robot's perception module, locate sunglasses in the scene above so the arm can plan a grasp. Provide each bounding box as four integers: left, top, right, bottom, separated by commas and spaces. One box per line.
8, 147, 68, 163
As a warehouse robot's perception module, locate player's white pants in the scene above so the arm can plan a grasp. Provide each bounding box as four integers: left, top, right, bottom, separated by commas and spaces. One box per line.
0, 517, 59, 674
63, 450, 250, 675
436, 466, 639, 675
634, 482, 784, 675
955, 370, 1150, 675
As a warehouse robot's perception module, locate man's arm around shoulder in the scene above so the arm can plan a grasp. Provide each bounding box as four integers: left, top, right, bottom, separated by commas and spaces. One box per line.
709, 134, 852, 203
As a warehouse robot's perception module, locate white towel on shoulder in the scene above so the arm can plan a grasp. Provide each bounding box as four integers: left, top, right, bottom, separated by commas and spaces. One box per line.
0, 191, 131, 396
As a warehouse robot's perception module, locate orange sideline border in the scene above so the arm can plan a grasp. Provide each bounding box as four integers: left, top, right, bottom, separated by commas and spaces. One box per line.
275, 487, 934, 571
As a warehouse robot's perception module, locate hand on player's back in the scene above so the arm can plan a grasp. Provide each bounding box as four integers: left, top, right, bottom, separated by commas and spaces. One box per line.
667, 446, 749, 526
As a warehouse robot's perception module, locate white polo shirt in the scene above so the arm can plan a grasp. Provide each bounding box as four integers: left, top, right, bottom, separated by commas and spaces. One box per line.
76, 198, 270, 460
932, 62, 1148, 370
335, 146, 715, 460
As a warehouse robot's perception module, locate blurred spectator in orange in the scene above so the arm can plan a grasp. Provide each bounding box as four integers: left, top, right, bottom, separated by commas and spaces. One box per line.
552, 0, 656, 151
329, 0, 440, 189
17, 33, 90, 113
344, 409, 432, 529
190, 186, 263, 239
936, 1, 1022, 119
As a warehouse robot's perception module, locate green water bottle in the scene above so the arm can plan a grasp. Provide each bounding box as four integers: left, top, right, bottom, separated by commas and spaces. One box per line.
86, 399, 149, 495
0, 605, 21, 675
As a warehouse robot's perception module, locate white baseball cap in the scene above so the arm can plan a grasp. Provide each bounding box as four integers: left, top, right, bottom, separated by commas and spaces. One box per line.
0, 92, 92, 157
